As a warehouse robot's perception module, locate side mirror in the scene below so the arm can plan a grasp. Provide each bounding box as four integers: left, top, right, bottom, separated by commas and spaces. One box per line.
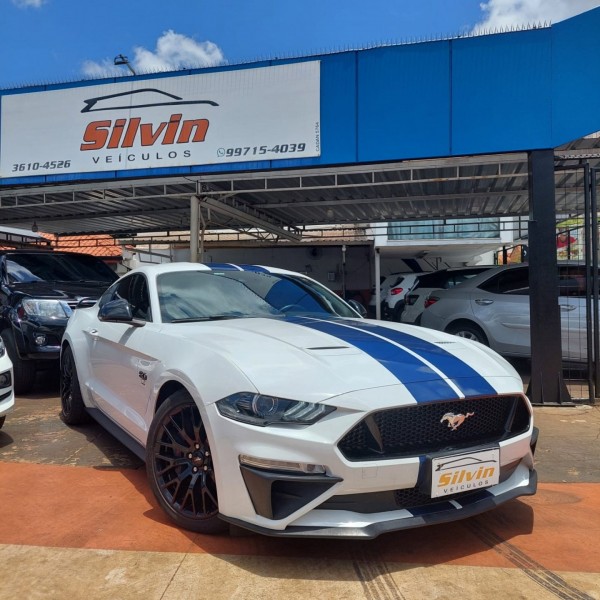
347, 299, 367, 318
98, 299, 145, 327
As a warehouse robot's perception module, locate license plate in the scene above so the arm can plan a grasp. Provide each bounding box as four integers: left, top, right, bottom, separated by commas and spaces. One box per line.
431, 448, 500, 498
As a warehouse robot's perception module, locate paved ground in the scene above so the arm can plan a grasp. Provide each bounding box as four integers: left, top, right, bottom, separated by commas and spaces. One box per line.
0, 378, 599, 600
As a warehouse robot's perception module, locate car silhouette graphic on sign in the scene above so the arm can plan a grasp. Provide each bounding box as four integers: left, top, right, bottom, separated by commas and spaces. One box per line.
434, 455, 498, 472
80, 88, 219, 113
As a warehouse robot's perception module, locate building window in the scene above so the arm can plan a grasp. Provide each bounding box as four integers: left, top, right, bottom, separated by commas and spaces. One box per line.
387, 218, 500, 240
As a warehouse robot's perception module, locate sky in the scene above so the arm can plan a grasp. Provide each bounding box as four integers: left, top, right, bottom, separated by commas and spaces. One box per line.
0, 0, 599, 89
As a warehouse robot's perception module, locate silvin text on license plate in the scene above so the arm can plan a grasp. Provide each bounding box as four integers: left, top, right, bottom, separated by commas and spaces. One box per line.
431, 448, 500, 498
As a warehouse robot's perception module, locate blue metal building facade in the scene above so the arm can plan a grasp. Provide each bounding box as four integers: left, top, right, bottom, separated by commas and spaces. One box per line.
1, 8, 600, 187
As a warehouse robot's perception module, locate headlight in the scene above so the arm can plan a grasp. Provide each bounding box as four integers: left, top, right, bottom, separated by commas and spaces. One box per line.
216, 392, 335, 426
19, 299, 73, 319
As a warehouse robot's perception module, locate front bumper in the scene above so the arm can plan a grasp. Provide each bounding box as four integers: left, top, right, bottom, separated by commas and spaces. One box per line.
207, 386, 538, 539
0, 368, 14, 418
11, 320, 66, 361
222, 466, 537, 539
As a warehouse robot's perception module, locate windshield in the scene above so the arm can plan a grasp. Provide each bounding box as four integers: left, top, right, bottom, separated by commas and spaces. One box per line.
5, 253, 118, 284
157, 270, 360, 323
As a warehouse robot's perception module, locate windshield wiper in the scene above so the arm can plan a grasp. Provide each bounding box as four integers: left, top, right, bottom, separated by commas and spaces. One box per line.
52, 279, 111, 285
170, 315, 241, 323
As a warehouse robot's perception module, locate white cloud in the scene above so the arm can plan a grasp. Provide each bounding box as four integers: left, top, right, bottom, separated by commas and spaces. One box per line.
82, 30, 225, 79
134, 31, 224, 71
475, 0, 600, 30
81, 59, 123, 79
11, 0, 46, 7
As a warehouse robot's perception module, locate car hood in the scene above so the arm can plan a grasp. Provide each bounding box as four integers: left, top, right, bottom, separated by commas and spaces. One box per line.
167, 316, 522, 403
10, 281, 112, 301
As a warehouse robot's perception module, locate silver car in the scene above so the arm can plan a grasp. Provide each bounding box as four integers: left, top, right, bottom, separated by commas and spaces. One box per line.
420, 264, 590, 361
400, 267, 495, 325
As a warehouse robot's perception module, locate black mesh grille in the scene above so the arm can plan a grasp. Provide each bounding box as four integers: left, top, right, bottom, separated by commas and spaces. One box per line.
338, 395, 530, 461
394, 487, 469, 509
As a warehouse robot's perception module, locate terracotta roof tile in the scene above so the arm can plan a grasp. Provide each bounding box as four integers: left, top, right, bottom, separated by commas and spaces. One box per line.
41, 233, 123, 258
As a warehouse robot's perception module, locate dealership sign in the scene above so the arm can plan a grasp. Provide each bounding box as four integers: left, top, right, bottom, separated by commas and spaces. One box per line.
0, 61, 320, 178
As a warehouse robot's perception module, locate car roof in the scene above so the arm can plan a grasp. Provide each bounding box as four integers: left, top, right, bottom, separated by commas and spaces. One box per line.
412, 265, 495, 285
1, 249, 80, 254
121, 262, 307, 279
382, 271, 419, 279
434, 264, 526, 289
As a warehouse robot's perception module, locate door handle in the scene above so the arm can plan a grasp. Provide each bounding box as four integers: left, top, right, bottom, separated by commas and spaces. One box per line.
89, 328, 98, 335
474, 299, 494, 306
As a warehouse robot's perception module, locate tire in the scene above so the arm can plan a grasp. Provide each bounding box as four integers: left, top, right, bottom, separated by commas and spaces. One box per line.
60, 345, 91, 425
146, 390, 225, 534
1, 329, 36, 395
391, 301, 405, 322
446, 322, 489, 346
0, 416, 5, 430
381, 302, 392, 320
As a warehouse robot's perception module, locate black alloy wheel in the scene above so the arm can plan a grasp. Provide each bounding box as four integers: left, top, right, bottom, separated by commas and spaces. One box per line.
60, 345, 90, 425
146, 390, 225, 534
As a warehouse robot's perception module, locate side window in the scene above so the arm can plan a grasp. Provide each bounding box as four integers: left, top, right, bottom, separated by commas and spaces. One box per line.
128, 275, 152, 321
444, 275, 460, 289
479, 269, 529, 295
100, 274, 152, 321
558, 267, 586, 297
98, 281, 120, 308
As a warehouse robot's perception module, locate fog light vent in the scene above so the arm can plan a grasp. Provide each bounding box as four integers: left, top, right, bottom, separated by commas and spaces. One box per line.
33, 334, 47, 347
0, 370, 12, 388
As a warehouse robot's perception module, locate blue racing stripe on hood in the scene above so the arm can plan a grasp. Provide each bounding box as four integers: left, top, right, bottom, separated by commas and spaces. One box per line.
344, 320, 497, 397
205, 263, 243, 271
205, 263, 270, 273
288, 317, 459, 402
239, 264, 270, 273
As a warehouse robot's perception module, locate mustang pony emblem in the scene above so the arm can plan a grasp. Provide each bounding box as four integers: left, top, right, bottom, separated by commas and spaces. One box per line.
440, 412, 474, 430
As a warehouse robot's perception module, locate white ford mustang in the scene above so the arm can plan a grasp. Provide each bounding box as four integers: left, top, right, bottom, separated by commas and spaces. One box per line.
61, 262, 538, 538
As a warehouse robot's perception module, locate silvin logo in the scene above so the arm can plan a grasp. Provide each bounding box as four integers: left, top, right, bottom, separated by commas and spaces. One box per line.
435, 455, 497, 488
80, 88, 218, 152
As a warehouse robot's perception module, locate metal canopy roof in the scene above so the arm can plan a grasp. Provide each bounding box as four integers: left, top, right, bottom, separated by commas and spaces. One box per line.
0, 138, 598, 241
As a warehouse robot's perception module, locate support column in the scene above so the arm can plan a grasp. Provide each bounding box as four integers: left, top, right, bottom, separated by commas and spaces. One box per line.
526, 150, 570, 404
375, 248, 381, 320
190, 195, 200, 263
591, 168, 600, 400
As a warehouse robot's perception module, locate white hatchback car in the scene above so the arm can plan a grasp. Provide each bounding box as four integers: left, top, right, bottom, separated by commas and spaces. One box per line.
61, 262, 537, 539
0, 338, 15, 430
368, 272, 415, 318
382, 272, 424, 321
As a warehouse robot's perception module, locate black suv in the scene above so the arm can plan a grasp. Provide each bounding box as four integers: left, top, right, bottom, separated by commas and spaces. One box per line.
0, 250, 119, 393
